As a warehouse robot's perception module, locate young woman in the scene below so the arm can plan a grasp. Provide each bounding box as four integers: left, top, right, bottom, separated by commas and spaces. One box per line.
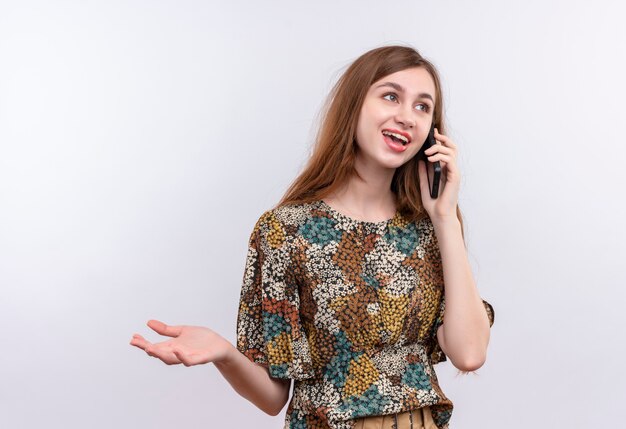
130, 45, 495, 429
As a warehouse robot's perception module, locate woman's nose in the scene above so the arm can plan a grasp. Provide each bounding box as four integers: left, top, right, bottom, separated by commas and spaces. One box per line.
395, 106, 415, 128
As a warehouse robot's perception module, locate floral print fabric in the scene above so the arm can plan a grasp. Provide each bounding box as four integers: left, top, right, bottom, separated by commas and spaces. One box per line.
236, 200, 495, 429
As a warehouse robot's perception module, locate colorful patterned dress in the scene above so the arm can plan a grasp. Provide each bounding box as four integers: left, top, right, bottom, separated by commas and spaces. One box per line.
236, 200, 495, 429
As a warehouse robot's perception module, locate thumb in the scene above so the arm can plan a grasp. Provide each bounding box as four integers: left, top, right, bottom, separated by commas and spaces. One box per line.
147, 319, 183, 337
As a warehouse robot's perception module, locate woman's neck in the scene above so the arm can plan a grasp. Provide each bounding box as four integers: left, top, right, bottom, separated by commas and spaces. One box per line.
324, 171, 397, 222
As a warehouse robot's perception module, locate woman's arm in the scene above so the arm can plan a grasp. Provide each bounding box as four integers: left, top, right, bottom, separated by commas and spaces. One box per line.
214, 345, 292, 416
130, 320, 291, 416
418, 129, 492, 371
432, 218, 491, 371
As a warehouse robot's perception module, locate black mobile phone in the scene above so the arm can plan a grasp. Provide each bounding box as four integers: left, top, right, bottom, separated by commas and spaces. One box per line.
416, 124, 442, 198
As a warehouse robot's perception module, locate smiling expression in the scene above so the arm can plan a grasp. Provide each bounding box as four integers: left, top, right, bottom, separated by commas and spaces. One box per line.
354, 66, 436, 171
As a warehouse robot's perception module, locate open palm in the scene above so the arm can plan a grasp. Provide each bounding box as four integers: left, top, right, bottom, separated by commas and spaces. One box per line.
130, 319, 232, 366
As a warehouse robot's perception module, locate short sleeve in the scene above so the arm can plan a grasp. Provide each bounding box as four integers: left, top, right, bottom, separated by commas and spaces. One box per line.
429, 297, 495, 364
236, 210, 315, 380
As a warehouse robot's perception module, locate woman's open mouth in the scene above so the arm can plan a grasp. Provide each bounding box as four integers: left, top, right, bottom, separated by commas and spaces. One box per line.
382, 130, 409, 152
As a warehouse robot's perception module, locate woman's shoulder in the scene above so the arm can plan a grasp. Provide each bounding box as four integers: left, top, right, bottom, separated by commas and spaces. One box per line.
258, 201, 321, 227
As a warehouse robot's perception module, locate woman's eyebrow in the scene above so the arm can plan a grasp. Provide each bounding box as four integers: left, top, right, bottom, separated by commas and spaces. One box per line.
375, 82, 434, 103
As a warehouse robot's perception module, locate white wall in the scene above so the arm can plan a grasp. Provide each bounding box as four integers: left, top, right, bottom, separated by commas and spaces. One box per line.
1, 0, 624, 427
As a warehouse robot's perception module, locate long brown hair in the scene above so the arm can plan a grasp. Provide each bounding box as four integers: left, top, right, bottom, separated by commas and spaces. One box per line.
275, 44, 466, 240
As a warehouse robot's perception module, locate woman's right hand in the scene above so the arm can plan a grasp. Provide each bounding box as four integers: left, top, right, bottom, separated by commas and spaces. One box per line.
130, 319, 233, 366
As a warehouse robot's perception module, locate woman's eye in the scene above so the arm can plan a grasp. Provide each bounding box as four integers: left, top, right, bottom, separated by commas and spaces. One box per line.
383, 93, 431, 113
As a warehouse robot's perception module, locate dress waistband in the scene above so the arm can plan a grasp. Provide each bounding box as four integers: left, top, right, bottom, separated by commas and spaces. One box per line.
352, 406, 435, 429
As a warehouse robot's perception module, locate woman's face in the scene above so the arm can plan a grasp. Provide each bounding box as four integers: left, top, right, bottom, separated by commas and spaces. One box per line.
354, 66, 436, 171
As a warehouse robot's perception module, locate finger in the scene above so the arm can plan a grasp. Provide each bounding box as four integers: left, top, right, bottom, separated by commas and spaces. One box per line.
434, 136, 454, 150
428, 157, 456, 177
434, 127, 447, 139
145, 344, 182, 365
433, 129, 457, 149
172, 348, 209, 367
147, 319, 183, 338
172, 348, 204, 367
427, 156, 460, 180
427, 153, 455, 166
424, 145, 453, 157
130, 334, 153, 351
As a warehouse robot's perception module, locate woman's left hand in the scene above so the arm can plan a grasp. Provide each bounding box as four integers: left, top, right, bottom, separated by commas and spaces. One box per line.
417, 128, 460, 223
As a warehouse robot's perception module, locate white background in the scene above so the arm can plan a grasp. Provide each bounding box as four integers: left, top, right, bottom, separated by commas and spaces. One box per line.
1, 1, 624, 428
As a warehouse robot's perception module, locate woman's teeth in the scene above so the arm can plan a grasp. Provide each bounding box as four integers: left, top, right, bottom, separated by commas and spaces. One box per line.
382, 130, 409, 145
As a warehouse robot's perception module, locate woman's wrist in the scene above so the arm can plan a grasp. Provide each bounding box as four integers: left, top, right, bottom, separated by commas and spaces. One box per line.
431, 214, 460, 230
214, 341, 239, 367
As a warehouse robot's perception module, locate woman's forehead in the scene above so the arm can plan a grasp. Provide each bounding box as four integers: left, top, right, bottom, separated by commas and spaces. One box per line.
371, 68, 436, 101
